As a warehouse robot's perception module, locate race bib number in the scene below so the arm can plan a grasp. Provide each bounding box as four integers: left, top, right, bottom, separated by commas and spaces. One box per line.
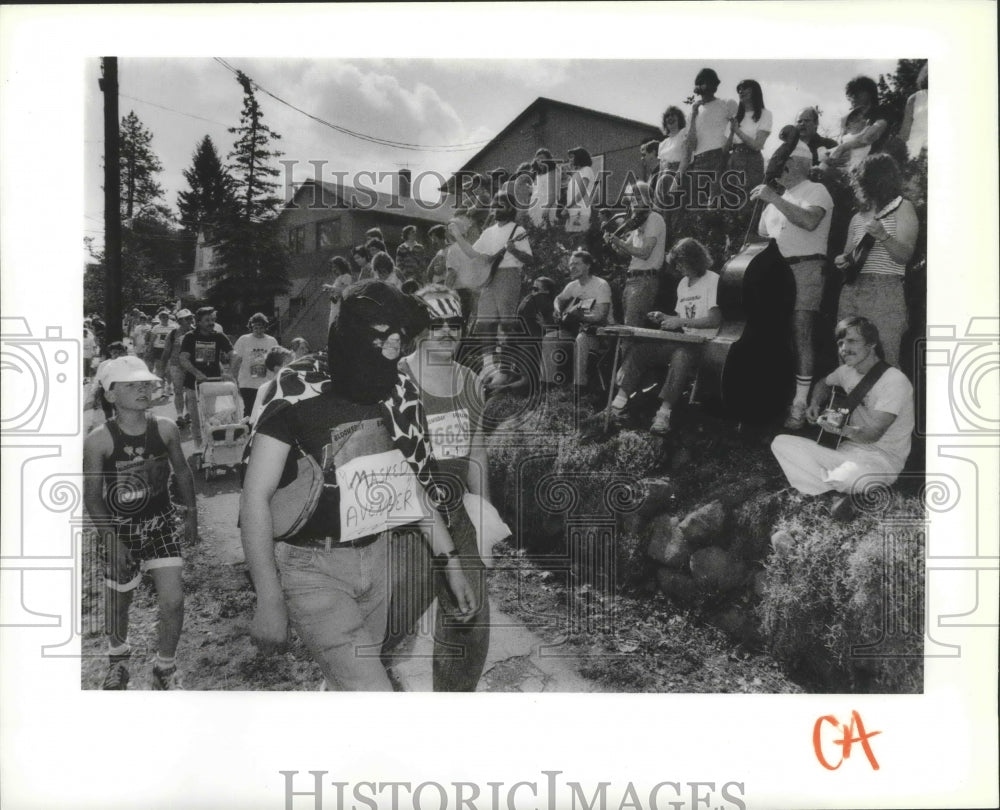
249, 348, 268, 378
194, 340, 217, 365
335, 449, 426, 542
426, 409, 471, 459
153, 329, 168, 348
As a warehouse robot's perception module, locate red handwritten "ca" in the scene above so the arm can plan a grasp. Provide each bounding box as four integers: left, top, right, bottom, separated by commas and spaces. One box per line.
813, 711, 882, 770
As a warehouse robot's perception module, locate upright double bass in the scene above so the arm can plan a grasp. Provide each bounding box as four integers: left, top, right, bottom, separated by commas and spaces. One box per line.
697, 129, 800, 422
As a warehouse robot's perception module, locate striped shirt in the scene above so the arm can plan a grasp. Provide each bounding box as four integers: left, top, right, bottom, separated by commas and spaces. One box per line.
847, 196, 907, 278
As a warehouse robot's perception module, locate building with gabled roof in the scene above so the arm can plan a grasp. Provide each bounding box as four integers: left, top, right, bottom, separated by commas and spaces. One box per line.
274, 174, 458, 350
442, 96, 663, 207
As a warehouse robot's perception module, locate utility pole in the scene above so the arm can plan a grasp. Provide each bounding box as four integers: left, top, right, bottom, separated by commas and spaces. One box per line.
100, 57, 122, 342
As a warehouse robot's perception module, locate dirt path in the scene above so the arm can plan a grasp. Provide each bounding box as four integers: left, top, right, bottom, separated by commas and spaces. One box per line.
81, 395, 603, 692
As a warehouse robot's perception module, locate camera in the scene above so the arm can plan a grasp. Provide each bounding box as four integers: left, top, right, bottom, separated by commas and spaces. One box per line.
1, 317, 81, 435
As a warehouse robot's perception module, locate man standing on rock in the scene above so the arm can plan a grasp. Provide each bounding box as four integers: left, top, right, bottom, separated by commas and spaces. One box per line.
751, 140, 833, 430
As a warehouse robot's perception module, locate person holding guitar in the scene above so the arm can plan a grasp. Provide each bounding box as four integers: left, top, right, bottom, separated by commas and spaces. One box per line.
771, 316, 914, 511
751, 139, 834, 430
449, 191, 532, 385
834, 153, 918, 368
541, 249, 613, 401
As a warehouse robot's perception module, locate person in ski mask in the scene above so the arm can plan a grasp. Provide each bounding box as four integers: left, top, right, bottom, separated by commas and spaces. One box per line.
240, 280, 477, 691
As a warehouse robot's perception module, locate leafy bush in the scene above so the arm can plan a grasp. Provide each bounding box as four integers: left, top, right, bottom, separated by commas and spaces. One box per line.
485, 388, 660, 584
757, 493, 924, 692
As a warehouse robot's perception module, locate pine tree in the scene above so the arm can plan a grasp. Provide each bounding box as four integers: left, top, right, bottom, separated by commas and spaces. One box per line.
876, 59, 927, 131
119, 110, 170, 221
227, 70, 284, 221
176, 135, 237, 269
210, 70, 290, 318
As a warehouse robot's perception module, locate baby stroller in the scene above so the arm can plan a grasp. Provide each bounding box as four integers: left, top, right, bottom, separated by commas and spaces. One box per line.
195, 378, 249, 480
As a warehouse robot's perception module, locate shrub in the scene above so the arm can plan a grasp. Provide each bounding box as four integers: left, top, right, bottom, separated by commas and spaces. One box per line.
486, 388, 660, 585
756, 494, 925, 692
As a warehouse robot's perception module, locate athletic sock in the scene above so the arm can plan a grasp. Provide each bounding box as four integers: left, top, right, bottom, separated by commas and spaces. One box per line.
793, 375, 812, 406
108, 642, 130, 665
611, 392, 628, 410
153, 654, 176, 671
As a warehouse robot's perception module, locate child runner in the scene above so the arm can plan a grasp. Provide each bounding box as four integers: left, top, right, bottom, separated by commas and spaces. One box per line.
83, 356, 197, 690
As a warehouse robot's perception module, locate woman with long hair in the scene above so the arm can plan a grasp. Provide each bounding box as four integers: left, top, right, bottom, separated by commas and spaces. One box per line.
656, 105, 688, 207
528, 148, 558, 228
563, 146, 596, 239
827, 76, 891, 171
834, 153, 918, 367
729, 79, 772, 191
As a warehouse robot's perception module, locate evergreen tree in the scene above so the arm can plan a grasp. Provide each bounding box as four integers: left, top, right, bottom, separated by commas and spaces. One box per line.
210, 70, 290, 318
84, 238, 173, 314
119, 110, 170, 221
877, 59, 927, 131
176, 134, 237, 268
227, 70, 284, 221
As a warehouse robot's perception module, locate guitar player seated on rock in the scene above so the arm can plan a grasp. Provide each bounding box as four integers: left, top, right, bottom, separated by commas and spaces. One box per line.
770, 316, 913, 512
606, 237, 721, 436
540, 249, 613, 402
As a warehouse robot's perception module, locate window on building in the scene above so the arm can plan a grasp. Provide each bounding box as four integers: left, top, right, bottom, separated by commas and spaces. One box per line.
289, 296, 306, 320
288, 226, 308, 254
180, 278, 191, 293
316, 218, 341, 250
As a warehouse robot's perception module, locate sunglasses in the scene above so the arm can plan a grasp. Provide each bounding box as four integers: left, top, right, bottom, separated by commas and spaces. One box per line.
429, 317, 464, 331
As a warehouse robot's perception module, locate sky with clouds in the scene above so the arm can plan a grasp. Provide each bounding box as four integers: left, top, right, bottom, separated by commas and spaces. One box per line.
84, 55, 899, 248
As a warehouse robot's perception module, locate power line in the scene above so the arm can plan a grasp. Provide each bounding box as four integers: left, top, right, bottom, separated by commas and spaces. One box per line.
119, 93, 230, 128
213, 58, 489, 153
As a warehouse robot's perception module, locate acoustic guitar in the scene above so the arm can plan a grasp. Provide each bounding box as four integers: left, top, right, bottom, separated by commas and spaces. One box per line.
816, 387, 850, 449
449, 224, 530, 290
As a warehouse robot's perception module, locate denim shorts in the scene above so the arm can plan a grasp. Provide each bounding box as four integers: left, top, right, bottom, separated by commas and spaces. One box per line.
274, 534, 392, 691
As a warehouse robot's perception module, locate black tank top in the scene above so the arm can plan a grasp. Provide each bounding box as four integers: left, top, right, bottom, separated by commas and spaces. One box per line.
102, 416, 173, 518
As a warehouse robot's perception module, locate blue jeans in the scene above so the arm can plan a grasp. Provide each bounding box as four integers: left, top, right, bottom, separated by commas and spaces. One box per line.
274, 536, 392, 691
383, 505, 490, 692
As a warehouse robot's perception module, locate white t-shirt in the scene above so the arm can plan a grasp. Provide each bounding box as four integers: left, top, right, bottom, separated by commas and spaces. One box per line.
759, 179, 833, 258
658, 129, 688, 167
734, 109, 773, 141
557, 276, 613, 325
565, 166, 596, 232
131, 324, 151, 354
675, 271, 720, 338
531, 170, 556, 207
232, 333, 279, 389
473, 222, 531, 270
905, 89, 928, 158
694, 98, 738, 155
826, 364, 914, 469
628, 212, 667, 271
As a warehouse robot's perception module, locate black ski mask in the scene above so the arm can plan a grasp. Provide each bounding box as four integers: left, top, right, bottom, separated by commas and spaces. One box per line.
328, 280, 428, 403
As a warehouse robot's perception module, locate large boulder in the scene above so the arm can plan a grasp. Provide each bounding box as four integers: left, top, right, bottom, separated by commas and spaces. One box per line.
636, 477, 676, 520
689, 546, 748, 593
645, 514, 691, 568
655, 568, 700, 606
678, 500, 726, 547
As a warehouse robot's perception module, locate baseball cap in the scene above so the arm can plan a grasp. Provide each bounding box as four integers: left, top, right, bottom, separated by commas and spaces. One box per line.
97, 356, 161, 389
175, 308, 193, 319
417, 285, 463, 321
